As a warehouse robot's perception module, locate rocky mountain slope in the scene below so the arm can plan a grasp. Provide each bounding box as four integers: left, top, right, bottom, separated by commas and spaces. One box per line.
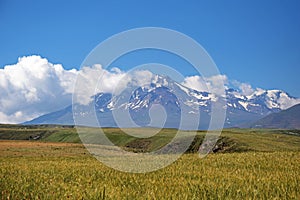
25, 75, 299, 129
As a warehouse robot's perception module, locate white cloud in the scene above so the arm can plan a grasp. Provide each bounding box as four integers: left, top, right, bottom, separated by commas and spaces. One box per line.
238, 83, 255, 96
0, 55, 78, 123
132, 70, 154, 86
0, 55, 154, 122
231, 80, 255, 96
73, 64, 132, 105
74, 68, 155, 105
277, 92, 300, 110
182, 74, 228, 95
181, 76, 207, 92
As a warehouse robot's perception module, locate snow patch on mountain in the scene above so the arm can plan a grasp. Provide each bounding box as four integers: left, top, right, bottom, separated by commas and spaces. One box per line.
238, 101, 249, 111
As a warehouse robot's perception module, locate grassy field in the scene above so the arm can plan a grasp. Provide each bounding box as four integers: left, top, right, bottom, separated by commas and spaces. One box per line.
0, 125, 299, 152
0, 125, 299, 199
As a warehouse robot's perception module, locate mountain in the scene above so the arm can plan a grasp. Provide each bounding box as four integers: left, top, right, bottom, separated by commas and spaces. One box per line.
250, 104, 300, 129
24, 75, 300, 129
24, 106, 73, 125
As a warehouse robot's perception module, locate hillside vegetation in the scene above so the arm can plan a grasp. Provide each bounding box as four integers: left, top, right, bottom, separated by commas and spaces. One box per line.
0, 124, 300, 153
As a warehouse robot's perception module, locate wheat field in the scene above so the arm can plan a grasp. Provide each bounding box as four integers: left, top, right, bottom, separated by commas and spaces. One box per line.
0, 139, 299, 199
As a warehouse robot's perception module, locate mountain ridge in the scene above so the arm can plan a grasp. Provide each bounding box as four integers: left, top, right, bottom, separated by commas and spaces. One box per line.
24, 74, 300, 129
250, 104, 300, 129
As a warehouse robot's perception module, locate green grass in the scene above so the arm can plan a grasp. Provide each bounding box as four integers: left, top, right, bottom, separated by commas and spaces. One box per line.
1, 125, 300, 153
222, 129, 300, 152
0, 124, 75, 141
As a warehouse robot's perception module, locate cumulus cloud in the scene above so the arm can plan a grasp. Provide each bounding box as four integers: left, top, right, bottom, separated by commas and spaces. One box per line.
0, 55, 154, 123
0, 55, 77, 123
73, 64, 132, 105
230, 80, 256, 96
131, 70, 154, 86
238, 83, 255, 96
73, 67, 156, 105
181, 76, 207, 92
182, 74, 228, 95
276, 92, 300, 110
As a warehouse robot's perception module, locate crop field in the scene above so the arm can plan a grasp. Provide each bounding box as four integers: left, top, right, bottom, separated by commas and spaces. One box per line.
0, 125, 299, 199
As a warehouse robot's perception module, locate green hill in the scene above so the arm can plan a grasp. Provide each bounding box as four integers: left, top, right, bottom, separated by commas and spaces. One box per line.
0, 124, 299, 153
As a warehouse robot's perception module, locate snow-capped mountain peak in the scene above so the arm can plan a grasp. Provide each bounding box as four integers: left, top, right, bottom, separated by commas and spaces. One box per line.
25, 74, 300, 129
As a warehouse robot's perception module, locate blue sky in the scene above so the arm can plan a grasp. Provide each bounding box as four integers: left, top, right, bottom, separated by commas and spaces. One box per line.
1, 0, 300, 96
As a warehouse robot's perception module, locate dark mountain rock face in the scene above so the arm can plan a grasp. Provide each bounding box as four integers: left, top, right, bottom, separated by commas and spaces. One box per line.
250, 104, 300, 129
